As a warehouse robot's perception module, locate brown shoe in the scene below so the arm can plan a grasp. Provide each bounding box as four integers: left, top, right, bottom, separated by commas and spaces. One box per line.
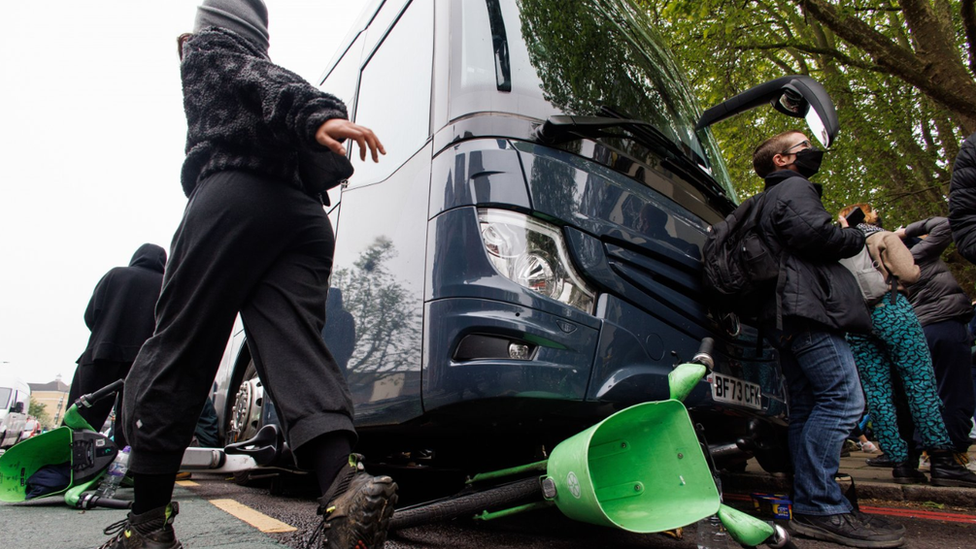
310, 454, 397, 549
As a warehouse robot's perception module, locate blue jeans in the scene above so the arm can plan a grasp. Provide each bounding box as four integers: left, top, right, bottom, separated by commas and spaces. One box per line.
769, 324, 864, 515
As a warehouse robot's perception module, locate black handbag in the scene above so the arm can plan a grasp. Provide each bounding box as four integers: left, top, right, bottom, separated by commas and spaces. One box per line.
298, 148, 354, 205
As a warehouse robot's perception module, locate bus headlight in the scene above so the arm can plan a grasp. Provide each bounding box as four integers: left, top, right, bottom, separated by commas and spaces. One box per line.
478, 209, 596, 314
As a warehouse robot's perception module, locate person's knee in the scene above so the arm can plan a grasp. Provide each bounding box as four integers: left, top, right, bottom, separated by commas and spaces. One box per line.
817, 384, 863, 428
847, 385, 866, 414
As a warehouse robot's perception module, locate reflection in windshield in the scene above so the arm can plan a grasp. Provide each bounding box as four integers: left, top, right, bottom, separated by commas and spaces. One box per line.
515, 0, 735, 197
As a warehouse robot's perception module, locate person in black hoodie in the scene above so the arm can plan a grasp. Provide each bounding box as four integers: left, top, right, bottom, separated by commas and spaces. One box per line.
68, 243, 166, 448
896, 217, 976, 465
98, 2, 394, 549
948, 132, 976, 262
752, 131, 905, 548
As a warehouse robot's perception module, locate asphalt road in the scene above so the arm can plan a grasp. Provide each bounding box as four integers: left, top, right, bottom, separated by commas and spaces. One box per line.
183, 472, 976, 549
3, 471, 974, 548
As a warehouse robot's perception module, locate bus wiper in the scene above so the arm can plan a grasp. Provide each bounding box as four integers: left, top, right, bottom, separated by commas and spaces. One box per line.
535, 114, 672, 152
485, 0, 511, 92
533, 114, 731, 204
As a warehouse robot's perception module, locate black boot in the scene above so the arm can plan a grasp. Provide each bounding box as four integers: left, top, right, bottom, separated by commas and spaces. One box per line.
891, 462, 927, 484
929, 450, 976, 488
865, 453, 895, 468
97, 502, 181, 549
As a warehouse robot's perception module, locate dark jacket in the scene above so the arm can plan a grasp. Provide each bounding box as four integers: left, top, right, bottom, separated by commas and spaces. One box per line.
757, 170, 871, 333
77, 244, 167, 365
948, 132, 976, 262
180, 28, 347, 197
903, 217, 973, 326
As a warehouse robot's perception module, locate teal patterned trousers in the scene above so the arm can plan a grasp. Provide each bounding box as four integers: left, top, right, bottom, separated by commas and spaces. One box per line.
847, 292, 953, 463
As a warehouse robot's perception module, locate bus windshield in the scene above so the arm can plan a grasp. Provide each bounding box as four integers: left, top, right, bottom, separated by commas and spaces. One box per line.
455, 0, 736, 199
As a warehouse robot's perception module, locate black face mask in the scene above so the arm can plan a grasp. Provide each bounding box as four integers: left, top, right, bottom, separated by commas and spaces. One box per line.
792, 148, 824, 178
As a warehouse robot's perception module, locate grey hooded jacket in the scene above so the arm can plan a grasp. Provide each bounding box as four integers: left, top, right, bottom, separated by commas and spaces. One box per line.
903, 217, 973, 326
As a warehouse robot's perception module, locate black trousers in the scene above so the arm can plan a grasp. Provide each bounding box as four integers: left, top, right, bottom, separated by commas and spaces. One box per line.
923, 320, 976, 452
67, 360, 132, 448
123, 170, 355, 475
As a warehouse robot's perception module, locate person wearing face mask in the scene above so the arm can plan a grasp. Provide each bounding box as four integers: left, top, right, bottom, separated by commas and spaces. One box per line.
750, 131, 906, 548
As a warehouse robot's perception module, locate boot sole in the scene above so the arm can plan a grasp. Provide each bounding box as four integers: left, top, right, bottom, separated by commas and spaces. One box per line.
930, 478, 976, 488
789, 521, 904, 548
892, 477, 927, 485
325, 477, 398, 549
367, 478, 398, 548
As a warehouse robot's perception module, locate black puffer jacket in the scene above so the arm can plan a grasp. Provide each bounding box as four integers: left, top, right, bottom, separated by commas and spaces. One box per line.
757, 171, 871, 333
180, 28, 347, 197
77, 244, 167, 365
948, 132, 976, 262
903, 217, 973, 326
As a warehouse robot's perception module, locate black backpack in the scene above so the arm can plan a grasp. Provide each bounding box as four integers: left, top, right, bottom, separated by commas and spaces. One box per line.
702, 192, 780, 318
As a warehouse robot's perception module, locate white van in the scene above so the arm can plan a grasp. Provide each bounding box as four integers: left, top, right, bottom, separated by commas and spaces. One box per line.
0, 375, 31, 449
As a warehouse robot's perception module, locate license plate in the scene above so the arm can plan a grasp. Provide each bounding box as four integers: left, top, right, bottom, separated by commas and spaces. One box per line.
710, 372, 762, 410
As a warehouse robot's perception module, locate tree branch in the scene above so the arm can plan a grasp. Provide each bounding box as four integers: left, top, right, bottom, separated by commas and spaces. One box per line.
964, 0, 976, 76
732, 41, 878, 71
883, 185, 946, 201
799, 0, 976, 132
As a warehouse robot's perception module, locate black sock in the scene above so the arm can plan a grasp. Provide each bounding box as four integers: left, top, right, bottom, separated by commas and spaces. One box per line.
296, 431, 354, 496
132, 473, 177, 515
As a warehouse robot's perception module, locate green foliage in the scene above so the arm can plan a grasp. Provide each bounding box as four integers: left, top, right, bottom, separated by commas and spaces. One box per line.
28, 396, 49, 425
637, 0, 976, 289
518, 0, 711, 153
517, 0, 738, 197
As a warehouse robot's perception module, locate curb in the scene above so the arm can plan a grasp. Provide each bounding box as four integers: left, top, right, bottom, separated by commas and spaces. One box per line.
722, 472, 976, 508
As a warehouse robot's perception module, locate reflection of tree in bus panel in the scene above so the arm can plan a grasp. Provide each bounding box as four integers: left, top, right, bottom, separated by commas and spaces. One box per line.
328, 237, 422, 392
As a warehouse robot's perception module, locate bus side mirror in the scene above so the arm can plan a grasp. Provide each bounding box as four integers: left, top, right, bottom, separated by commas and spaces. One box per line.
697, 75, 839, 148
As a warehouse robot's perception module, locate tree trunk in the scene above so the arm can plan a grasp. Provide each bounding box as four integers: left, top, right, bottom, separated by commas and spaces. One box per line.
800, 0, 976, 133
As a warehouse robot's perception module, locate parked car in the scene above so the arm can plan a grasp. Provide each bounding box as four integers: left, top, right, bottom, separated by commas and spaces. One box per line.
19, 417, 41, 443
213, 0, 840, 476
0, 375, 30, 449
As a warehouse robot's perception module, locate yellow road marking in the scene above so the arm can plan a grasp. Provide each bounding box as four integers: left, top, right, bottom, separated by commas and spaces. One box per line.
176, 480, 199, 487
208, 498, 297, 533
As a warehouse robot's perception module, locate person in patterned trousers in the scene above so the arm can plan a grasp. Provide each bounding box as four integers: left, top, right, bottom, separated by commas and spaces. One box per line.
839, 203, 976, 489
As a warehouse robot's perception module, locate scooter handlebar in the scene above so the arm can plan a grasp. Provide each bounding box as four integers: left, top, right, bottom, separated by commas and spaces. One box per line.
77, 379, 125, 409
75, 492, 133, 510
692, 337, 715, 369
93, 496, 133, 510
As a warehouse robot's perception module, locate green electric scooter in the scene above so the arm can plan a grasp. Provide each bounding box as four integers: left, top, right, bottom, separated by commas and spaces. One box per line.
0, 379, 281, 510
390, 338, 796, 548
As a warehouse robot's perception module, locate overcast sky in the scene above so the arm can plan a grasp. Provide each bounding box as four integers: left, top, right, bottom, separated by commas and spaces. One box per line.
0, 1, 366, 384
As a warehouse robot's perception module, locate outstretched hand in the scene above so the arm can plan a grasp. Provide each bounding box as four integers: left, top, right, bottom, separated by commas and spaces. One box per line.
316, 118, 386, 162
